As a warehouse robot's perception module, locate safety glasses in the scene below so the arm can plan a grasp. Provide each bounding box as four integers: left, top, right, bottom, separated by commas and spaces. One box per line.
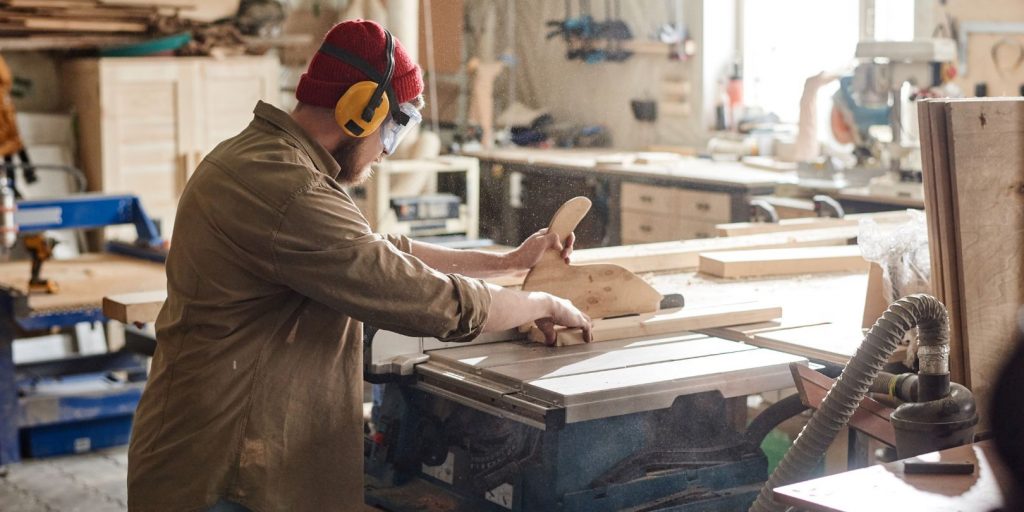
380, 102, 422, 155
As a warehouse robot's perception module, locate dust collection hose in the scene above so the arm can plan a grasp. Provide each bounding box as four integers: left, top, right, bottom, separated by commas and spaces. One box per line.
750, 294, 950, 512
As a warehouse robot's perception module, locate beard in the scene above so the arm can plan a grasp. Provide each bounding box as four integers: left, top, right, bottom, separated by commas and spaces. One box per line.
330, 137, 375, 185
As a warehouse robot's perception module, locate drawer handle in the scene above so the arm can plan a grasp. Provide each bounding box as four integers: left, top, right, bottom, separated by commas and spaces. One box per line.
640, 225, 652, 233
696, 232, 710, 238
640, 195, 654, 203
696, 202, 711, 212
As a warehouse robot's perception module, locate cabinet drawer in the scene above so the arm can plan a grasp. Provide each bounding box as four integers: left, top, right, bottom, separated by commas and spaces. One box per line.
678, 220, 718, 240
621, 210, 680, 243
621, 182, 676, 215
674, 189, 732, 222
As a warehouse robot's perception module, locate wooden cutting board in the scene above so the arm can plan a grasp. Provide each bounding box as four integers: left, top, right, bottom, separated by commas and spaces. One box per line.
521, 196, 662, 320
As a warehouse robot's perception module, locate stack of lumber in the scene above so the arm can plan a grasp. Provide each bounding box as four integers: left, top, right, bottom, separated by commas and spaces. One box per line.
918, 97, 1024, 429
0, 0, 194, 36
698, 246, 869, 279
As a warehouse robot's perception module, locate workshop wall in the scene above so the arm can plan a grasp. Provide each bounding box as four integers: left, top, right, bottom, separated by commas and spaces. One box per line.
470, 0, 723, 150
931, 0, 1024, 96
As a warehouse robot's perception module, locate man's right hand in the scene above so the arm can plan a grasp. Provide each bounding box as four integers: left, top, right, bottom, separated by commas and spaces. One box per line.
534, 295, 592, 346
482, 285, 593, 345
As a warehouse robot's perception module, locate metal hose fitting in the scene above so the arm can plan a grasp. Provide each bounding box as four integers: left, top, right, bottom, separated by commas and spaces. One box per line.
749, 294, 949, 512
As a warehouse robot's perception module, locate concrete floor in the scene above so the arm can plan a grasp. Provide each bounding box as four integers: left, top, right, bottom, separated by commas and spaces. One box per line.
0, 447, 129, 512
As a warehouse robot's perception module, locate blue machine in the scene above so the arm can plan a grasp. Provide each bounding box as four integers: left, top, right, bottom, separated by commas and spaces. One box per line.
0, 192, 165, 466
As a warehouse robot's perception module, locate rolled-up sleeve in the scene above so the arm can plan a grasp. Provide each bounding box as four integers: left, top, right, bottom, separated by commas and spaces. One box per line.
271, 184, 490, 342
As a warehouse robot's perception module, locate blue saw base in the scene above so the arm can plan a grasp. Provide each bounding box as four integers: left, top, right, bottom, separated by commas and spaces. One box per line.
366, 385, 768, 512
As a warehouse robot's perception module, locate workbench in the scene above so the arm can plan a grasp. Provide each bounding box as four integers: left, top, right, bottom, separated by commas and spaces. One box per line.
772, 441, 1011, 511
465, 148, 791, 247
0, 254, 166, 464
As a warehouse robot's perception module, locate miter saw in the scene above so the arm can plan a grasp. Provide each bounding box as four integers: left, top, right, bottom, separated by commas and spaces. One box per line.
829, 39, 957, 199
363, 198, 810, 511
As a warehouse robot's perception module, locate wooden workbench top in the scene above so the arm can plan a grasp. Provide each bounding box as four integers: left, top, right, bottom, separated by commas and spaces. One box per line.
0, 253, 166, 315
773, 441, 1011, 512
463, 148, 794, 189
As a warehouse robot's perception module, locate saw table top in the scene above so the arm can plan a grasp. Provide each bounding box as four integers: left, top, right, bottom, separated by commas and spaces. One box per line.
426, 331, 805, 423
0, 253, 166, 315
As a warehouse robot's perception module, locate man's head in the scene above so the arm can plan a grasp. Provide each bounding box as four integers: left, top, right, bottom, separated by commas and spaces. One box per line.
294, 20, 424, 184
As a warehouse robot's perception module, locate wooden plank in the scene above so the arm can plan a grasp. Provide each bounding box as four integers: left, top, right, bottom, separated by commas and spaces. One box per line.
527, 301, 783, 346
773, 441, 1009, 512
944, 98, 1024, 431
521, 197, 662, 319
748, 323, 863, 366
698, 246, 868, 278
102, 290, 165, 324
714, 210, 912, 237
9, 16, 148, 32
486, 226, 860, 287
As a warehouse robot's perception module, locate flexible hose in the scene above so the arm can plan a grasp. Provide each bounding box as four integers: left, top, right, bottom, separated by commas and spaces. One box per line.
744, 393, 810, 451
749, 294, 949, 512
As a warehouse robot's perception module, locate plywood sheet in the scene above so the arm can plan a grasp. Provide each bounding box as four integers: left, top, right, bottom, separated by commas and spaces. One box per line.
527, 301, 782, 346
697, 246, 868, 278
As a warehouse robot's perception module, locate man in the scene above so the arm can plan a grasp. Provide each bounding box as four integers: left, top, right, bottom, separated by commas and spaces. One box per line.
127, 20, 591, 512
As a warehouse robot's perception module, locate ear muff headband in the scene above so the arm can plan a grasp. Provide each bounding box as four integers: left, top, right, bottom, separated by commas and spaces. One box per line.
318, 29, 398, 137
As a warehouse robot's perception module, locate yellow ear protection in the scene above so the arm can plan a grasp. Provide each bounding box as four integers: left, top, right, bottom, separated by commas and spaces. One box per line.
317, 29, 398, 137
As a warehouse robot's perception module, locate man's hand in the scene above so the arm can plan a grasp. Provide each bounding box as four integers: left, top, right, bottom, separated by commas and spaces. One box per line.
535, 295, 592, 346
506, 228, 575, 271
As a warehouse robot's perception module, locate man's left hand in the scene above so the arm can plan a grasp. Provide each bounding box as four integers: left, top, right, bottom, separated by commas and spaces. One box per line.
506, 228, 575, 270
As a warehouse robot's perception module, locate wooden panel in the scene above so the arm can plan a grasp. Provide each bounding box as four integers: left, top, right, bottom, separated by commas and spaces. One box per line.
945, 99, 1024, 429
528, 301, 783, 346
698, 246, 868, 278
675, 188, 732, 222
621, 182, 676, 215
774, 441, 1009, 512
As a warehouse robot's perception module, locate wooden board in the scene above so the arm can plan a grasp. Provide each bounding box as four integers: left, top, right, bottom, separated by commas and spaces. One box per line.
774, 441, 1009, 512
925, 99, 967, 385
944, 98, 1024, 429
697, 246, 868, 278
714, 211, 913, 237
102, 290, 165, 324
0, 254, 166, 314
520, 197, 662, 319
527, 301, 782, 346
486, 225, 860, 287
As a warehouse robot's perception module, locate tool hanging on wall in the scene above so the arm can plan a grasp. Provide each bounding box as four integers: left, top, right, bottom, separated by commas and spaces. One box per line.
599, 0, 632, 62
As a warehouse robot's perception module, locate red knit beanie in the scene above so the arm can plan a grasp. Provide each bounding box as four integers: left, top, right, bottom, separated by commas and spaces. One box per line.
296, 20, 423, 108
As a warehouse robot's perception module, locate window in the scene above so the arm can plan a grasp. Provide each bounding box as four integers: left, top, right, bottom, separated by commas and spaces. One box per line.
742, 0, 861, 127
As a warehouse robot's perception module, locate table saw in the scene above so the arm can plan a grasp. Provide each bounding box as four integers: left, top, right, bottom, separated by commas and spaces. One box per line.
364, 321, 808, 511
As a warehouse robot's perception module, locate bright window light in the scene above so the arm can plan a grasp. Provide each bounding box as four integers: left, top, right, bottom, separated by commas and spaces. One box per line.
742, 0, 860, 125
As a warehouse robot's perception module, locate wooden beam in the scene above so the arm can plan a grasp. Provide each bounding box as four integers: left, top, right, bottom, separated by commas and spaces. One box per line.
714, 210, 913, 237
527, 301, 782, 346
698, 246, 869, 278
102, 290, 166, 324
486, 225, 860, 287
